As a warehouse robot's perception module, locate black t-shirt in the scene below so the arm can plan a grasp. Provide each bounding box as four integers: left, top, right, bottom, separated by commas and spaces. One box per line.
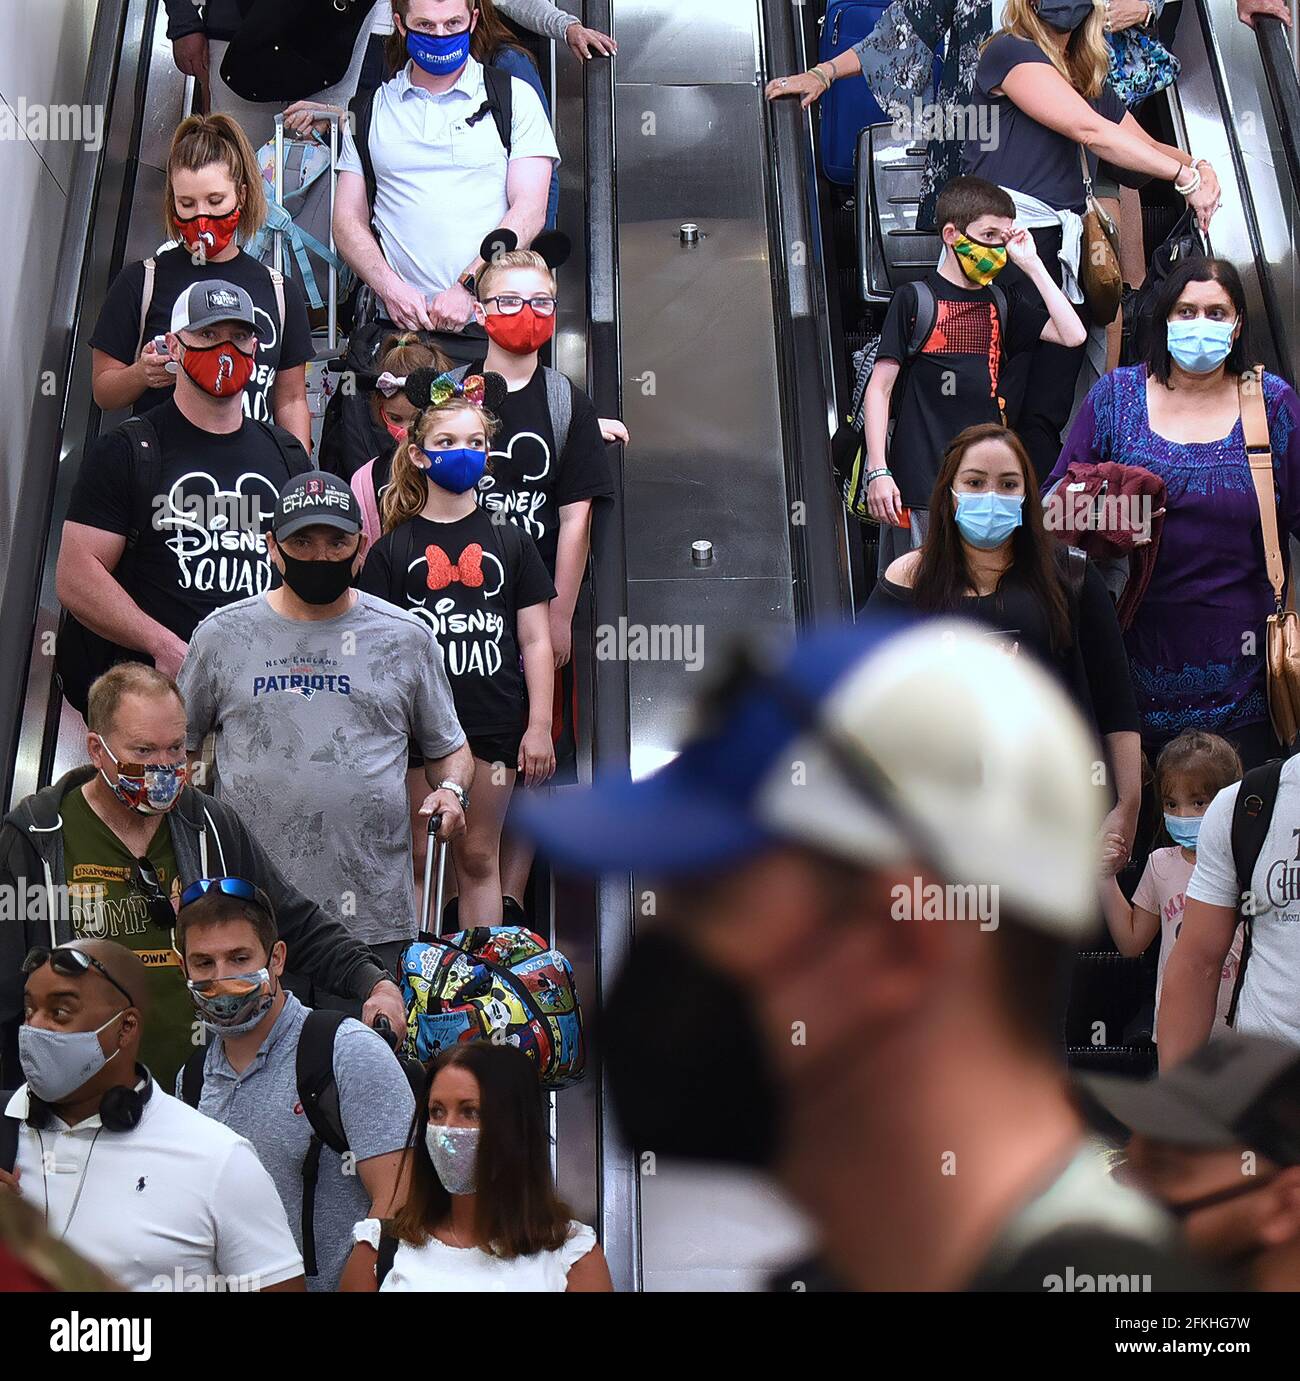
89, 246, 314, 421
866, 554, 1140, 738
963, 35, 1128, 212
358, 506, 555, 736
877, 271, 1047, 509
64, 401, 304, 644
476, 369, 614, 576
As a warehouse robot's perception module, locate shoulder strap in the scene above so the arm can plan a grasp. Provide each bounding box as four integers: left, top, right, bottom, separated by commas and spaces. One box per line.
179, 1045, 207, 1109
121, 415, 163, 552
989, 281, 1009, 339
267, 266, 285, 336
1065, 545, 1087, 605
134, 257, 157, 362
480, 65, 514, 155
541, 367, 573, 459
905, 280, 937, 358
1228, 756, 1284, 1023
348, 87, 379, 215
0, 1099, 18, 1176
376, 1229, 400, 1287
1241, 366, 1284, 607
254, 419, 315, 479
296, 1008, 349, 1279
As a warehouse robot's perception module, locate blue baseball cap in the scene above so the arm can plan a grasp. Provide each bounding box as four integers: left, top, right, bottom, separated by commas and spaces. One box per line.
515, 617, 1107, 937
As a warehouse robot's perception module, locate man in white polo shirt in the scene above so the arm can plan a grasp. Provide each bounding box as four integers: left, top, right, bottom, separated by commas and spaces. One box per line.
0, 940, 303, 1292
334, 0, 559, 358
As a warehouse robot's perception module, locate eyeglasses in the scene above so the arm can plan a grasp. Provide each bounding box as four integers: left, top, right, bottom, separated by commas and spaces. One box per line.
132, 857, 176, 930
22, 945, 137, 1009
179, 876, 276, 921
482, 294, 557, 317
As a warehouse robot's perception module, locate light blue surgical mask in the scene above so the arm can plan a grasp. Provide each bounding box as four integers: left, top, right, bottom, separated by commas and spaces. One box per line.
19, 1011, 125, 1103
1164, 813, 1202, 850
1166, 318, 1236, 374
406, 26, 472, 77
952, 490, 1024, 550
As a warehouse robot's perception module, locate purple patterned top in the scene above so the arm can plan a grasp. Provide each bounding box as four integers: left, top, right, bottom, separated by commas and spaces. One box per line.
1048, 365, 1300, 745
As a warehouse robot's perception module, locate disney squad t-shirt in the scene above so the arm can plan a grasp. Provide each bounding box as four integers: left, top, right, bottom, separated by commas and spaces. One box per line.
65, 401, 306, 644
90, 246, 314, 422
359, 506, 554, 735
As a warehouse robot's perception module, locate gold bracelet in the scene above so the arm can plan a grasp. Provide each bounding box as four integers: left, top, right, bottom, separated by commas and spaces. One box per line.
809, 64, 833, 92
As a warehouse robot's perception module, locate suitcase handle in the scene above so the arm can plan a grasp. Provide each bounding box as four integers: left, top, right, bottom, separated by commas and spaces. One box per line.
273, 111, 342, 352
419, 813, 449, 941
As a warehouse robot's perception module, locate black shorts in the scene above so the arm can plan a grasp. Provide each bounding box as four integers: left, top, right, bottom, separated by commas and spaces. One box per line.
409, 731, 523, 773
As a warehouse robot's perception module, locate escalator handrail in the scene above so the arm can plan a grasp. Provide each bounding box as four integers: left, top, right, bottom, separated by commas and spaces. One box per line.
1253, 15, 1300, 208
0, 0, 132, 810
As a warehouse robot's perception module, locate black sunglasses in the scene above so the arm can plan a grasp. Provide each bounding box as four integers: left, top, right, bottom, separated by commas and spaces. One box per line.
132, 857, 176, 930
23, 945, 137, 1009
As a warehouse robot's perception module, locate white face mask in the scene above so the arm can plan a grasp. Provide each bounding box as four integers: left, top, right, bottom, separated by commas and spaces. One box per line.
425, 1124, 479, 1195
18, 1010, 125, 1103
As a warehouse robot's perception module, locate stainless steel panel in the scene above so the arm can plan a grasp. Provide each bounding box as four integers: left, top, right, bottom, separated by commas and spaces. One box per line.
626, 576, 795, 781
612, 0, 760, 87
615, 84, 793, 585
136, 11, 192, 173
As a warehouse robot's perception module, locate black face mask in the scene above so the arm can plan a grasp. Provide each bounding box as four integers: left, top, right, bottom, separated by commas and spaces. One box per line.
603, 930, 782, 1169
277, 550, 356, 605
1036, 0, 1095, 31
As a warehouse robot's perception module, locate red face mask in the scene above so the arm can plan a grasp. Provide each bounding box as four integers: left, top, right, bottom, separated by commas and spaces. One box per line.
175, 205, 241, 260
180, 338, 257, 397
484, 305, 556, 356
380, 410, 409, 443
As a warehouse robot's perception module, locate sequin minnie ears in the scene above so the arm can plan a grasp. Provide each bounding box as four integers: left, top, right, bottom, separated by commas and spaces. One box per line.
396, 368, 509, 413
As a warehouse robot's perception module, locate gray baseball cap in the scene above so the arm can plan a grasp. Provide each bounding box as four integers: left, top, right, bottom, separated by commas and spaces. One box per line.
170, 279, 257, 334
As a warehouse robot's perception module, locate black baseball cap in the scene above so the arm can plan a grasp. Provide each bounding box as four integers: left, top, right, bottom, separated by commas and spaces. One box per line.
1084, 1033, 1300, 1166
272, 471, 362, 540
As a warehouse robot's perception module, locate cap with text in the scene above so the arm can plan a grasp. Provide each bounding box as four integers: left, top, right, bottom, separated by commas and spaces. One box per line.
272, 471, 362, 540
170, 279, 257, 334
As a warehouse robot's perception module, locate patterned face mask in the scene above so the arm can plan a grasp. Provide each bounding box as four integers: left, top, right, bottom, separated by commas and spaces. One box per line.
952, 235, 1009, 287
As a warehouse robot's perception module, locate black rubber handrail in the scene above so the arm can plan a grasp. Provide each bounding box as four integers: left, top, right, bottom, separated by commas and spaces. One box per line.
1254, 16, 1300, 209
0, 0, 133, 808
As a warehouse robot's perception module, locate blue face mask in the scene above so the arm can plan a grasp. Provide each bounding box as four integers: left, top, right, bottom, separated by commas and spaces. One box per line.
422, 447, 488, 494
1164, 813, 1202, 849
952, 490, 1024, 550
1166, 318, 1236, 374
406, 25, 472, 77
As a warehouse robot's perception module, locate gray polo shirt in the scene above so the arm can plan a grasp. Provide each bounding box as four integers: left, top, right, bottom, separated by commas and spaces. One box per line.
181, 992, 416, 1292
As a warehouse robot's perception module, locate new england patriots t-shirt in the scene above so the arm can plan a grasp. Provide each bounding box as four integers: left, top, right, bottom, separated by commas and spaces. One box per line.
65, 401, 305, 645
178, 591, 465, 945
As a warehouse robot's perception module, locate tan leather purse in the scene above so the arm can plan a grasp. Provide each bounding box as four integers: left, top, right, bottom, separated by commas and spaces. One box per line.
1242, 366, 1300, 746
1077, 147, 1122, 326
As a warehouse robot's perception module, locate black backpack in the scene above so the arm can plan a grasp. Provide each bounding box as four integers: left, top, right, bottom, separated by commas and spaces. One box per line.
55, 414, 312, 717
347, 67, 514, 221
181, 1009, 351, 1279
1227, 758, 1287, 1024
219, 0, 376, 103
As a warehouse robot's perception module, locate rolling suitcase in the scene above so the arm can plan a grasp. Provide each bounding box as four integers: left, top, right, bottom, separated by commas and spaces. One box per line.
397, 817, 587, 1089
818, 2, 892, 185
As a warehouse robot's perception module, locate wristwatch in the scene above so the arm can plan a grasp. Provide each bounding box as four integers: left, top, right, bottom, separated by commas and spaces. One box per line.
459, 272, 477, 295
437, 779, 470, 812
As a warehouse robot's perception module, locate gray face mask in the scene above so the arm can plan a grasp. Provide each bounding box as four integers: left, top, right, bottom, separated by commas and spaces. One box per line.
425, 1124, 479, 1196
19, 1011, 125, 1103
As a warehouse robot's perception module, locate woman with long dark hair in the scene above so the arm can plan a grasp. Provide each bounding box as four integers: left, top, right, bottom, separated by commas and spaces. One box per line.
341, 1043, 612, 1291
1048, 257, 1300, 770
869, 422, 1143, 853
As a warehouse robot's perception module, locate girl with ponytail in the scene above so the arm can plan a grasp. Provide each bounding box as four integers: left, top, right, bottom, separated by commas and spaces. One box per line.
358, 369, 557, 927
89, 113, 314, 447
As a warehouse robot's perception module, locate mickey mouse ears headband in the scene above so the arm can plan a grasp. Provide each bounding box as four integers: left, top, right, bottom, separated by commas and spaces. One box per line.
394, 367, 509, 413
477, 227, 572, 275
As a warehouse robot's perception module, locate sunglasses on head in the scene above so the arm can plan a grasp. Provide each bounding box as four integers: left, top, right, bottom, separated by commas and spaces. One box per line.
22, 945, 137, 1009
179, 877, 276, 921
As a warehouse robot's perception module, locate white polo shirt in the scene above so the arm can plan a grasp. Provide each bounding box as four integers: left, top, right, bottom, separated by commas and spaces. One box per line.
338, 59, 560, 303
6, 1081, 302, 1292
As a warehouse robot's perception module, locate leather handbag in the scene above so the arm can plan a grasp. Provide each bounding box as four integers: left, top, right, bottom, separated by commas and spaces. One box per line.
1077, 147, 1123, 326
1241, 366, 1300, 746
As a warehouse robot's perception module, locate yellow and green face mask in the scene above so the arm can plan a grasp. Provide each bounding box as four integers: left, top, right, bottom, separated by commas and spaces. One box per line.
952, 235, 1008, 287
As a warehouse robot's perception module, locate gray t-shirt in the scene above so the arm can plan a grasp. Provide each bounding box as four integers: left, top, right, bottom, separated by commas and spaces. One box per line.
179, 992, 416, 1293
179, 591, 465, 944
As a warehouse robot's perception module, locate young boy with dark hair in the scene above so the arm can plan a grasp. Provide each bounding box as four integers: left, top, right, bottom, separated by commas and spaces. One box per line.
863, 175, 1087, 573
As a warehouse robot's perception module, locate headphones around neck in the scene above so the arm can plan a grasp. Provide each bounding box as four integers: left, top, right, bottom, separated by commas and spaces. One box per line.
26, 1065, 154, 1134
